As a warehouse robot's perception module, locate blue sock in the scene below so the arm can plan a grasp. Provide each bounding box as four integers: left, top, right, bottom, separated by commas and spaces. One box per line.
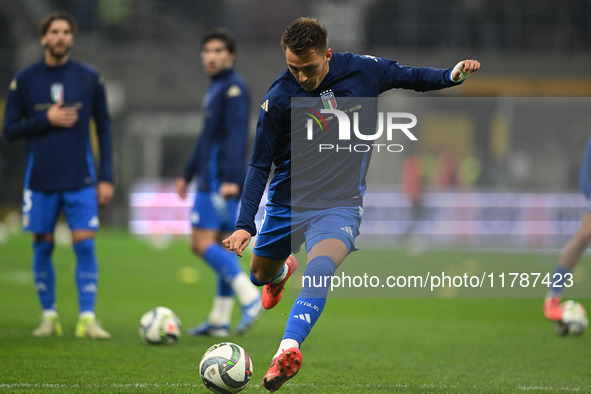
283, 256, 336, 345
203, 244, 241, 285
218, 250, 237, 296
73, 239, 98, 313
551, 265, 572, 294
217, 270, 234, 297
250, 264, 286, 287
33, 241, 55, 311
250, 270, 266, 286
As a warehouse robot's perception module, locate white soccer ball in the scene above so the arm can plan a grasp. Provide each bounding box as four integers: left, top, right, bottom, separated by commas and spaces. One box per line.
139, 306, 182, 344
554, 300, 588, 337
199, 342, 253, 393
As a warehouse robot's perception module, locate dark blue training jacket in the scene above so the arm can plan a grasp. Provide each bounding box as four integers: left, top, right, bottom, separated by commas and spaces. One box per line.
236, 52, 462, 236
3, 58, 113, 192
181, 68, 249, 193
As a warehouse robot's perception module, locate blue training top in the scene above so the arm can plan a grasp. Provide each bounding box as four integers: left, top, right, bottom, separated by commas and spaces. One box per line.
3, 58, 113, 192
181, 68, 249, 193
235, 52, 463, 236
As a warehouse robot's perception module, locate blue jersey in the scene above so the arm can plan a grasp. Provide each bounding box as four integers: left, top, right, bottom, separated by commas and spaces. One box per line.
182, 68, 249, 193
3, 59, 113, 192
236, 52, 461, 236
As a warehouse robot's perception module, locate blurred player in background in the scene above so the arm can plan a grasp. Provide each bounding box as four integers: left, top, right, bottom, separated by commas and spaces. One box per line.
176, 28, 263, 337
2, 12, 114, 339
224, 17, 480, 392
544, 136, 591, 320
401, 149, 424, 238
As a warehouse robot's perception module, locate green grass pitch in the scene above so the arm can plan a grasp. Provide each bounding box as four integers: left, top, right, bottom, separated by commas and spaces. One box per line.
0, 229, 589, 393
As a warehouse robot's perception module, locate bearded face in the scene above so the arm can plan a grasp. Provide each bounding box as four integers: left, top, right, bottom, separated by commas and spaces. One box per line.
41, 19, 74, 63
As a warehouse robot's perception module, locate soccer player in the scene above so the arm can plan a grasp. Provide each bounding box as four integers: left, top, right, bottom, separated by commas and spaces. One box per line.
176, 29, 263, 337
544, 136, 591, 320
3, 12, 114, 339
223, 17, 480, 392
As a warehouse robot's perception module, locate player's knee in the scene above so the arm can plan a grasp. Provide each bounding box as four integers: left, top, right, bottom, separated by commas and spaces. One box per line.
191, 229, 218, 257
33, 239, 54, 258
34, 233, 54, 243
190, 242, 206, 257
191, 238, 217, 257
73, 238, 95, 257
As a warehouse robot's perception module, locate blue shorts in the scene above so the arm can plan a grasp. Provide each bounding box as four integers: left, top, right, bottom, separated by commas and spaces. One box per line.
191, 191, 238, 233
22, 186, 99, 233
253, 202, 363, 261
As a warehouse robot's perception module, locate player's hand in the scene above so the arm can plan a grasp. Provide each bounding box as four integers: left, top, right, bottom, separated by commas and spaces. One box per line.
451, 59, 480, 82
97, 181, 114, 206
47, 101, 79, 128
219, 183, 240, 199
175, 178, 187, 199
222, 229, 251, 257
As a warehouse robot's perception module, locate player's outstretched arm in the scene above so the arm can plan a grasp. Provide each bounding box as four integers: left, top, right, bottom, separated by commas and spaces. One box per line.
451, 59, 481, 82
222, 229, 252, 257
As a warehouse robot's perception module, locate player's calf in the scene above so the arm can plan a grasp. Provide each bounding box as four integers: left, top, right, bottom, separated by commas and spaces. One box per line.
261, 256, 299, 310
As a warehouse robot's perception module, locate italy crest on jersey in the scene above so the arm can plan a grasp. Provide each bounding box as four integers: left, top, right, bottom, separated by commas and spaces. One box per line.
320, 90, 337, 109
50, 83, 64, 103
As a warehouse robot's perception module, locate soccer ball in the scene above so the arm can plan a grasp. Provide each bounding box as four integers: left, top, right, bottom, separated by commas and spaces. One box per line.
554, 300, 588, 337
199, 342, 253, 393
139, 306, 182, 344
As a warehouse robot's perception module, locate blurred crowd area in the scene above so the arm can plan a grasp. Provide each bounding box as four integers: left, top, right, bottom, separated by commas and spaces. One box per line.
0, 0, 590, 226
2, 0, 590, 51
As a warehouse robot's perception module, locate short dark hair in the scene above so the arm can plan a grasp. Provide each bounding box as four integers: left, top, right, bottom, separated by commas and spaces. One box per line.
281, 17, 328, 55
201, 28, 237, 54
40, 12, 77, 37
